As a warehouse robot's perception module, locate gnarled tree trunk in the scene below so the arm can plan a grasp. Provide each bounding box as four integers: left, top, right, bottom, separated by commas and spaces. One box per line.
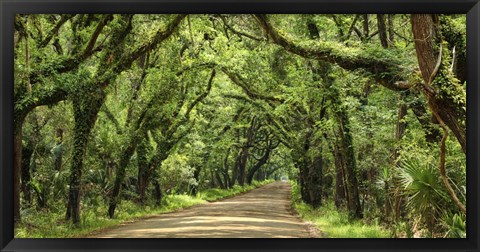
411, 14, 466, 213
411, 14, 466, 154
66, 95, 104, 225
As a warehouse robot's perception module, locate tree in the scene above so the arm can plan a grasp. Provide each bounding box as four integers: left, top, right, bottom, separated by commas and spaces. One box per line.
14, 14, 466, 237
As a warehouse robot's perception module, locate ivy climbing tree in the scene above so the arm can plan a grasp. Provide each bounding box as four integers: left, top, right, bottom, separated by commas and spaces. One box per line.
13, 13, 466, 238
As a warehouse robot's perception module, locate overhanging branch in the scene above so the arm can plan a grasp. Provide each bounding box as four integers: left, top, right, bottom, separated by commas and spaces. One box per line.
254, 14, 411, 92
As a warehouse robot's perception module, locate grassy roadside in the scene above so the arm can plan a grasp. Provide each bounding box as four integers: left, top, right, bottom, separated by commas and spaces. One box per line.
15, 180, 273, 238
289, 181, 390, 238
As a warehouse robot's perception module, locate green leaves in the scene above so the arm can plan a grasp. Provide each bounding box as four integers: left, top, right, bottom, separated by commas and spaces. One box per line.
443, 213, 466, 238
397, 158, 450, 231
14, 14, 466, 236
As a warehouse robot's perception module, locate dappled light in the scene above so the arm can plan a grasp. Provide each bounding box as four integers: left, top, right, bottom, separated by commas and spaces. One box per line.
95, 182, 312, 238
13, 13, 465, 238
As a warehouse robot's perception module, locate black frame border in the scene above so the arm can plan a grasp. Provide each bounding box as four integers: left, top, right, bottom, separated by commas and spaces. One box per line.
1, 0, 479, 251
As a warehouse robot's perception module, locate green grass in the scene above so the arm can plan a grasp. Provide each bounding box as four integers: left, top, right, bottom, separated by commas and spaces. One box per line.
15, 180, 272, 238
198, 180, 270, 201
290, 182, 390, 238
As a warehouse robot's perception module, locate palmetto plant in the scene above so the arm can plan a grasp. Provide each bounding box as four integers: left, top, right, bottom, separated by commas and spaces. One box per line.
397, 159, 449, 234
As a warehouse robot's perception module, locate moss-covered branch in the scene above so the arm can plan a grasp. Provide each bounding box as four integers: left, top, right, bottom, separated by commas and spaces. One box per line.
254, 14, 412, 92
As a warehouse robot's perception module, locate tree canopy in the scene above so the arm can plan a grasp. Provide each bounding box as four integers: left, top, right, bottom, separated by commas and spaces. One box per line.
14, 14, 466, 238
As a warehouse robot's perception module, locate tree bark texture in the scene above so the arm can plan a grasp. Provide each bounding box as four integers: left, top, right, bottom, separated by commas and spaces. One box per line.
411, 14, 466, 154
377, 14, 389, 48
66, 95, 104, 225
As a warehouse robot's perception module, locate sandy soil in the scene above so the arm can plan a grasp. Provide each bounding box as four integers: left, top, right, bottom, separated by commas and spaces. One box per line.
93, 181, 316, 238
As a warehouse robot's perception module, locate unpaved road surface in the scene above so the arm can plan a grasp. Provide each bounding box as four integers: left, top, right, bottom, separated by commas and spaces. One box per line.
94, 182, 314, 238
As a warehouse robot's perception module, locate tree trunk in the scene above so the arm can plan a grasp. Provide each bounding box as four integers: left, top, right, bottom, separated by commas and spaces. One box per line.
298, 162, 309, 204
299, 129, 312, 204
411, 14, 441, 85
239, 118, 258, 185
231, 158, 238, 188
362, 14, 369, 39
21, 143, 33, 206
153, 179, 162, 207
108, 140, 139, 218
237, 135, 254, 185
336, 109, 362, 218
65, 124, 88, 223
333, 141, 347, 208
388, 14, 395, 45
109, 130, 170, 217
215, 170, 226, 189
66, 95, 103, 225
137, 137, 149, 204
191, 166, 202, 195
235, 149, 247, 186
411, 14, 466, 214
377, 14, 389, 48
14, 122, 24, 223
222, 148, 232, 188
411, 14, 466, 154
308, 155, 323, 208
255, 167, 263, 181
224, 171, 231, 188
246, 145, 272, 185
236, 148, 249, 186
210, 170, 216, 188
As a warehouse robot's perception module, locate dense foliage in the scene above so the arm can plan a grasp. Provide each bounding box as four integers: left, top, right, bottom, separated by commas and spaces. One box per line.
14, 14, 466, 238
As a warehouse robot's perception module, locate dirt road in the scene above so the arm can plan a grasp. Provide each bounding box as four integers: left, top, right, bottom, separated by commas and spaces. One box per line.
94, 181, 315, 238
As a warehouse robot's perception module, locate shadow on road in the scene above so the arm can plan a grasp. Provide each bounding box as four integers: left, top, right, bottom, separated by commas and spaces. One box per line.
94, 182, 312, 238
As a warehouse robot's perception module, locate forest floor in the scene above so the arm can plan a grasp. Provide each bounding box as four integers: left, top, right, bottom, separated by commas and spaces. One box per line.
91, 181, 318, 238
